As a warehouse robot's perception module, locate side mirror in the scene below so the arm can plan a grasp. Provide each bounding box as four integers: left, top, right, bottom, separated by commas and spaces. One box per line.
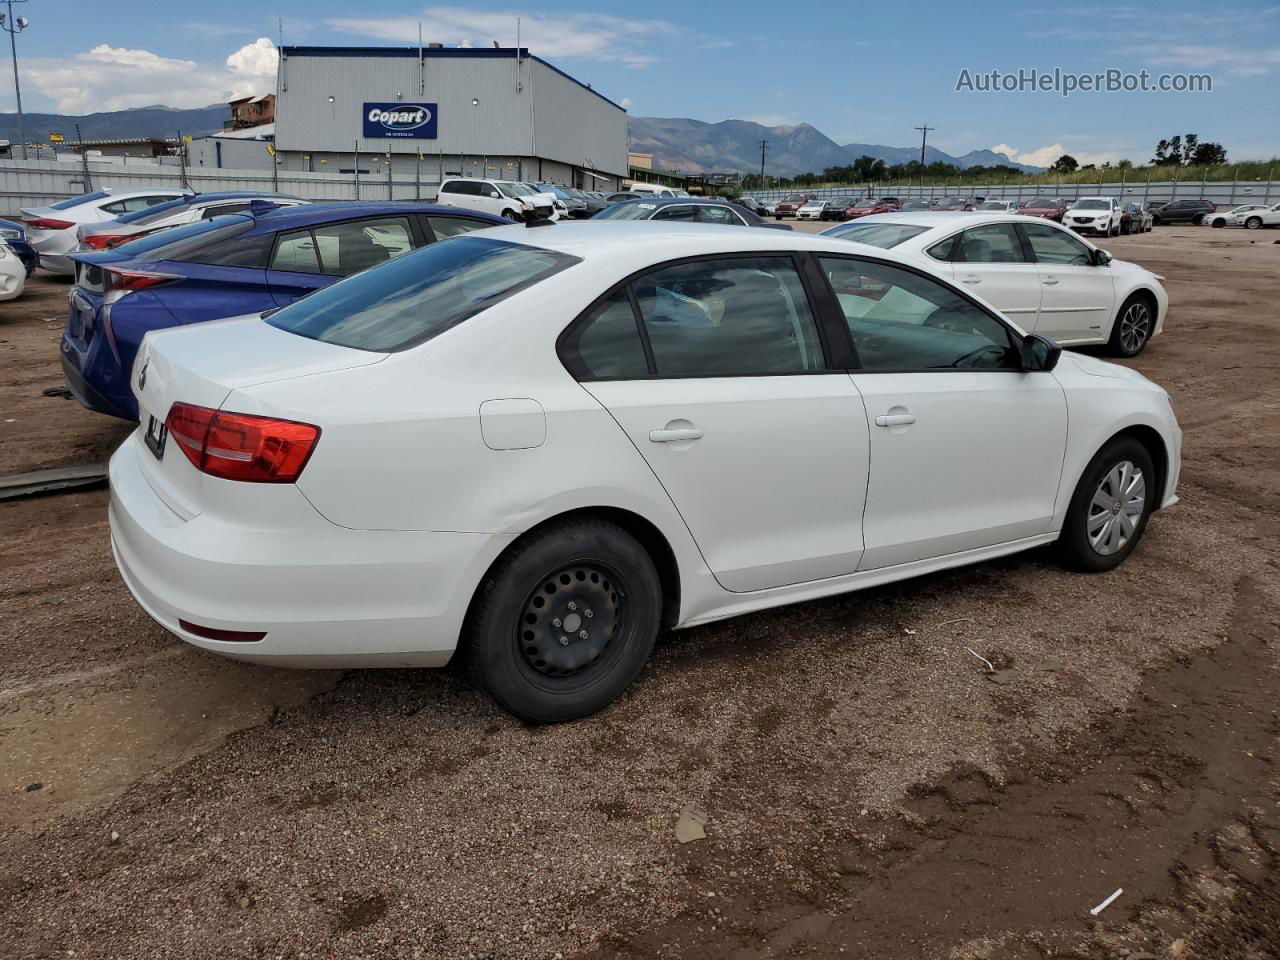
1021, 333, 1061, 372
489, 190, 501, 199
1093, 249, 1113, 267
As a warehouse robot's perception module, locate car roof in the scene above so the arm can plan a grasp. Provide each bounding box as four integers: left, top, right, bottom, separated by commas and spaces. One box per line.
469, 220, 888, 260
617, 196, 737, 206
188, 191, 302, 204
244, 201, 506, 231
843, 211, 1012, 227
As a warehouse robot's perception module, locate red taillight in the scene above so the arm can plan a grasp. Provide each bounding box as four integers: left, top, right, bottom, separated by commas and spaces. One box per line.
164, 402, 320, 483
106, 269, 178, 293
24, 217, 74, 230
84, 234, 133, 250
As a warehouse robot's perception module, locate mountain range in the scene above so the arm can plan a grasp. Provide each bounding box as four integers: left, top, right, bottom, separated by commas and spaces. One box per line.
627, 116, 1043, 175
0, 106, 1040, 176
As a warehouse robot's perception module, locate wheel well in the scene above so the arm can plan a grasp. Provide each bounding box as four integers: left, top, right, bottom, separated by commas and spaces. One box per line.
1109, 425, 1169, 510
1121, 286, 1158, 317
476, 507, 682, 631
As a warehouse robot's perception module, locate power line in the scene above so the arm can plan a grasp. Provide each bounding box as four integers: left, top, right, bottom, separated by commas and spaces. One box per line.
914, 124, 934, 166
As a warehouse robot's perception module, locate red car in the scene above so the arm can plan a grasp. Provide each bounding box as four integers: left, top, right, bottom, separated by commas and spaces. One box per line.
773, 192, 817, 219
839, 197, 899, 220
1019, 196, 1069, 222
930, 195, 976, 211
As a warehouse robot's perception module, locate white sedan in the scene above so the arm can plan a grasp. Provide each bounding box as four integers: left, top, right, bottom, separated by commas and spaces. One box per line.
21, 188, 193, 274
796, 200, 829, 220
111, 222, 1181, 722
1235, 202, 1280, 229
822, 212, 1167, 356
0, 241, 25, 301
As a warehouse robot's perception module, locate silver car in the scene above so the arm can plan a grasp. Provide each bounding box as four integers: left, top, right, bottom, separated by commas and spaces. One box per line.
75, 193, 306, 252
21, 188, 193, 274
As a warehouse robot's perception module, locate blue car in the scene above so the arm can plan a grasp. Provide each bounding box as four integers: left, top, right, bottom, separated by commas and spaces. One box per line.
62, 201, 506, 420
0, 218, 39, 275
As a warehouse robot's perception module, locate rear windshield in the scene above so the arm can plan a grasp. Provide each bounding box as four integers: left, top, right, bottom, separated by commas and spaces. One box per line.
116, 197, 190, 224
50, 190, 111, 210
821, 222, 930, 248
976, 201, 1008, 210
266, 236, 580, 352
1026, 197, 1058, 207
104, 216, 253, 261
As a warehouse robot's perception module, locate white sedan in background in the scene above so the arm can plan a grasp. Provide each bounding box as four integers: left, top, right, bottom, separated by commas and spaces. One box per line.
823, 212, 1167, 356
796, 199, 829, 220
1235, 202, 1280, 229
111, 222, 1180, 722
0, 241, 25, 301
22, 188, 193, 274
1208, 203, 1269, 228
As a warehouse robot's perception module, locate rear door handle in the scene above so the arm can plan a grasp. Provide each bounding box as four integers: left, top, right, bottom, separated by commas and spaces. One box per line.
649, 428, 704, 443
874, 414, 916, 427
960, 273, 981, 284
1042, 276, 1059, 285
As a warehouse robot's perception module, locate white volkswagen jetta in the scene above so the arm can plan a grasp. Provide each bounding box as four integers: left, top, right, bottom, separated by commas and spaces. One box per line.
822, 213, 1167, 356
110, 222, 1181, 722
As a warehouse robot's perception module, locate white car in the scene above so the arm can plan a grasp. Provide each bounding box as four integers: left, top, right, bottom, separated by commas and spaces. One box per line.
21, 188, 193, 274
1234, 202, 1280, 229
823, 212, 1167, 356
76, 193, 308, 251
0, 242, 25, 301
796, 200, 829, 221
435, 178, 555, 221
1208, 203, 1268, 228
1063, 196, 1122, 237
976, 200, 1018, 212
111, 222, 1181, 722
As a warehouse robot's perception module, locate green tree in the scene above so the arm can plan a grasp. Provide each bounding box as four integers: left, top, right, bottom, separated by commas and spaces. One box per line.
1188, 141, 1227, 165
1049, 154, 1079, 174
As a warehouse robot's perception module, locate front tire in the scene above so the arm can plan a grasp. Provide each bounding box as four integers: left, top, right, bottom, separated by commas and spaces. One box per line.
463, 518, 662, 723
1193, 214, 1205, 226
501, 208, 521, 222
1056, 437, 1156, 572
1108, 293, 1155, 357
1245, 216, 1263, 230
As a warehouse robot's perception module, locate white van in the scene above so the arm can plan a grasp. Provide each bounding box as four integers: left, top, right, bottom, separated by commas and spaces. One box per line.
435, 178, 555, 221
626, 183, 688, 198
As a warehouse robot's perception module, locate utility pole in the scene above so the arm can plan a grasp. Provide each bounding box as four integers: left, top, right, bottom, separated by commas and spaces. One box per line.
75, 122, 91, 192
1, 0, 30, 160
914, 124, 934, 167
758, 139, 768, 190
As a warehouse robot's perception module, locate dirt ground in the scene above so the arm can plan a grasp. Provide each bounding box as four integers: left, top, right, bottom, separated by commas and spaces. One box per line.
1, 226, 1278, 960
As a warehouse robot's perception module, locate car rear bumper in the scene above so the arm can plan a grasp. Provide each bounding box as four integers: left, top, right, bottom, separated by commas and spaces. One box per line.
39, 253, 75, 274
108, 433, 510, 668
61, 347, 136, 420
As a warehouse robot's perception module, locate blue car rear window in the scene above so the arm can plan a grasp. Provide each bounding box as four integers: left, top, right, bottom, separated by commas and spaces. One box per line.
266, 236, 580, 352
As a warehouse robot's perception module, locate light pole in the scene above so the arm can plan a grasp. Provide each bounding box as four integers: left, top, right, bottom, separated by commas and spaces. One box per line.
0, 0, 30, 160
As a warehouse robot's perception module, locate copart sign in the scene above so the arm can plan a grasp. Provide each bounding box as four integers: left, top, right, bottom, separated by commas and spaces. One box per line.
362, 102, 438, 139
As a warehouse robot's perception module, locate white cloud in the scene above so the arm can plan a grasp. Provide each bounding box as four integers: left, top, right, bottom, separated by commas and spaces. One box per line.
1137, 43, 1280, 76
620, 97, 632, 110
327, 6, 674, 69
993, 142, 1125, 168
21, 39, 276, 113
738, 113, 801, 128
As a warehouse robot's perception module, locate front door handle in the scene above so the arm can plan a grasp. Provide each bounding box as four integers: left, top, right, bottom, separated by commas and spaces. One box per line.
875, 414, 917, 427
649, 427, 704, 443
959, 273, 981, 284
1041, 276, 1059, 285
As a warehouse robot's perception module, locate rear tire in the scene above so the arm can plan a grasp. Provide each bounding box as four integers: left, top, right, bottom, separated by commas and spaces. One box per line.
1108, 293, 1155, 357
1245, 216, 1263, 230
1056, 437, 1156, 572
463, 518, 662, 723
1193, 213, 1205, 225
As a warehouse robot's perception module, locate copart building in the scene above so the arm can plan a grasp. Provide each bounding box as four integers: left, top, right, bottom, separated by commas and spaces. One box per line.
271, 46, 629, 190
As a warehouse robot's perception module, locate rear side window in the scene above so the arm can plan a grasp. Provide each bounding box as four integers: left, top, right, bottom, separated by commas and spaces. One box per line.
651, 205, 695, 221
442, 180, 478, 196
562, 289, 650, 380
957, 223, 1026, 263
823, 222, 929, 249
266, 236, 580, 352
633, 257, 824, 377
271, 228, 322, 273
427, 216, 494, 240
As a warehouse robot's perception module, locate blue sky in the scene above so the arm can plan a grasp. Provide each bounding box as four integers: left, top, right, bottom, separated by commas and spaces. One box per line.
8, 1, 1280, 165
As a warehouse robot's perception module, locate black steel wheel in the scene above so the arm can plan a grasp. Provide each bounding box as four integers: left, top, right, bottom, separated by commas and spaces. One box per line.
463, 518, 662, 723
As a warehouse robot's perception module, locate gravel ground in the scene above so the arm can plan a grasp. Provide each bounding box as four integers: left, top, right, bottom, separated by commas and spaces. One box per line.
1, 225, 1278, 960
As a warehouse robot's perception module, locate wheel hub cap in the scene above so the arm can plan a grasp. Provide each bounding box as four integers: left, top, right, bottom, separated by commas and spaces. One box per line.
1087, 460, 1146, 556
1120, 303, 1150, 354
518, 564, 622, 677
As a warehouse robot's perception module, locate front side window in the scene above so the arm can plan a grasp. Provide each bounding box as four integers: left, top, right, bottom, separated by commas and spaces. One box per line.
957, 223, 1026, 263
266, 236, 579, 352
1022, 222, 1091, 265
820, 257, 1018, 371
633, 257, 824, 377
